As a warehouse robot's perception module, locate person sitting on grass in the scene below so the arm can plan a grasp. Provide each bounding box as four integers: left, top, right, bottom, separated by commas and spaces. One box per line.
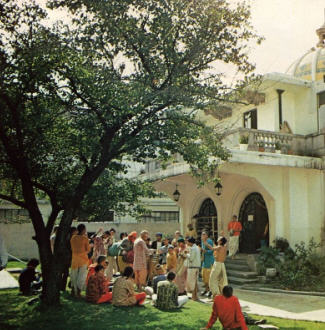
86, 265, 112, 304
153, 272, 188, 310
18, 258, 42, 296
86, 255, 110, 285
112, 266, 146, 307
203, 285, 247, 329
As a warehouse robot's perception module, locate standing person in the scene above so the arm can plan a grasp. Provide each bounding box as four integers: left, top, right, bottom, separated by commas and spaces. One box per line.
174, 238, 188, 295
171, 231, 181, 247
86, 265, 112, 304
92, 228, 109, 262
203, 286, 248, 329
106, 228, 118, 278
0, 232, 8, 271
70, 224, 91, 297
118, 232, 137, 274
61, 226, 77, 291
112, 266, 146, 306
158, 237, 169, 266
151, 233, 163, 250
166, 245, 177, 272
50, 225, 59, 253
153, 272, 189, 310
227, 215, 242, 259
133, 230, 150, 291
186, 237, 201, 301
185, 223, 197, 239
201, 231, 214, 297
209, 236, 228, 298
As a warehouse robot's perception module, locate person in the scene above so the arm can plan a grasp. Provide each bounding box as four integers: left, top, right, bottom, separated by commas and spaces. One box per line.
201, 231, 214, 296
86, 264, 113, 304
166, 245, 177, 272
118, 232, 137, 274
133, 230, 150, 291
152, 264, 167, 294
0, 232, 8, 271
50, 225, 59, 253
151, 233, 163, 250
185, 223, 197, 239
175, 238, 188, 295
204, 286, 248, 329
157, 237, 169, 265
227, 215, 242, 259
153, 272, 189, 310
106, 228, 118, 278
61, 226, 77, 291
119, 232, 128, 242
171, 230, 181, 247
186, 237, 201, 301
70, 224, 91, 297
18, 258, 42, 295
209, 236, 228, 298
92, 228, 110, 262
112, 266, 146, 306
86, 255, 109, 285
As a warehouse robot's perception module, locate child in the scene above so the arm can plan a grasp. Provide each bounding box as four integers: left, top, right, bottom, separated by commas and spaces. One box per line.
19, 258, 42, 295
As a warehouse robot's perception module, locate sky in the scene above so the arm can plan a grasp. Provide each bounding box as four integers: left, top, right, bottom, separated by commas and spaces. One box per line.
247, 0, 325, 74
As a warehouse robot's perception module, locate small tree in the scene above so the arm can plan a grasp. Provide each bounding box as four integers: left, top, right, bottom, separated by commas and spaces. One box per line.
0, 0, 260, 306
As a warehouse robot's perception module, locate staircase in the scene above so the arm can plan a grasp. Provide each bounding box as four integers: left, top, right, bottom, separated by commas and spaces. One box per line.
225, 255, 259, 286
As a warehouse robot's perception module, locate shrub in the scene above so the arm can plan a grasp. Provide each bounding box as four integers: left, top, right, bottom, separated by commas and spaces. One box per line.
274, 237, 289, 252
257, 246, 281, 275
239, 135, 249, 144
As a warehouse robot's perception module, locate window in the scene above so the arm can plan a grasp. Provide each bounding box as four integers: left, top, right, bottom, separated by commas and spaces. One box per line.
140, 211, 179, 223
318, 91, 325, 107
243, 109, 257, 129
0, 208, 29, 223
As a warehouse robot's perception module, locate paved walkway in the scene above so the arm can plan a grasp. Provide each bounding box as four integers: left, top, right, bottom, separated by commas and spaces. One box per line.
0, 270, 18, 289
199, 284, 325, 323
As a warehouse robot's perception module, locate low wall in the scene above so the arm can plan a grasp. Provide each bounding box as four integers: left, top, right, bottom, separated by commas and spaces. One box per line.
0, 221, 180, 260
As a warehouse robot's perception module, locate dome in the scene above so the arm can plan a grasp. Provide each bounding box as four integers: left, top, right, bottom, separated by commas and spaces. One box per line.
286, 18, 325, 82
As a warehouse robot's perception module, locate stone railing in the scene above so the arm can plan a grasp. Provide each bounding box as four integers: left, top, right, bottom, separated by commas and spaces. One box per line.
222, 128, 307, 155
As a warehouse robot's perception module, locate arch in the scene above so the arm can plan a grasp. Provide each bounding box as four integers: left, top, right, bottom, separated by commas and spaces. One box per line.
194, 198, 218, 241
238, 192, 269, 253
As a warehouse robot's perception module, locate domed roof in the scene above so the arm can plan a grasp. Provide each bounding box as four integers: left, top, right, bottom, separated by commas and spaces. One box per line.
286, 17, 325, 82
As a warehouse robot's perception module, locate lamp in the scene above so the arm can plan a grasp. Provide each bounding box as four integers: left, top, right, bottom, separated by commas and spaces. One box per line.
215, 181, 223, 196
173, 184, 180, 202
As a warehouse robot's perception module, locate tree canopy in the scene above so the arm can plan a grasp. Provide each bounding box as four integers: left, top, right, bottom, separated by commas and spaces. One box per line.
0, 0, 260, 305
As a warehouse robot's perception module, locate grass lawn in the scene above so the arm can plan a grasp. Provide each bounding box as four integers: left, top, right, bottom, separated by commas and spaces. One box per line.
1, 289, 325, 330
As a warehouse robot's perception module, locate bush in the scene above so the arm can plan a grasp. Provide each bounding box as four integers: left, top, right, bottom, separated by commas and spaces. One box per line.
257, 246, 281, 275
274, 237, 289, 252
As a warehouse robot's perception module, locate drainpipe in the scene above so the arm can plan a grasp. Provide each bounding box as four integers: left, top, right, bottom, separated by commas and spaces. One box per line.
276, 89, 285, 130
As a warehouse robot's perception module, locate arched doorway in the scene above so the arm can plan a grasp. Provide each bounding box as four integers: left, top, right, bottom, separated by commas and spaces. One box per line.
194, 198, 218, 242
238, 193, 269, 253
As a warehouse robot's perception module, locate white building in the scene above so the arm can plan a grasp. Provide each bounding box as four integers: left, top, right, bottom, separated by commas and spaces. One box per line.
143, 20, 325, 254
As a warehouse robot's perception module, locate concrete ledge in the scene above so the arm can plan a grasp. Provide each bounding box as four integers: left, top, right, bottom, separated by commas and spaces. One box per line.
241, 286, 325, 297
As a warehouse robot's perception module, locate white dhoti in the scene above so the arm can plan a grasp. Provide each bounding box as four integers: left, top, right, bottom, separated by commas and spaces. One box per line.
209, 261, 228, 297
186, 268, 199, 292
228, 236, 239, 257
70, 264, 88, 293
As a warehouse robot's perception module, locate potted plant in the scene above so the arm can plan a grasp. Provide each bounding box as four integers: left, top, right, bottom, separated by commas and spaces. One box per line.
258, 141, 265, 152
275, 141, 281, 154
239, 135, 249, 151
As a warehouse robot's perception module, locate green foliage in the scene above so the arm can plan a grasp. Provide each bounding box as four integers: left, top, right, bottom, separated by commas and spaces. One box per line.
257, 245, 281, 275
239, 135, 249, 144
274, 237, 289, 252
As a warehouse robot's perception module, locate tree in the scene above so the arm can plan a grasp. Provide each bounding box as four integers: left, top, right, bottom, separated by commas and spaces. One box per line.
0, 0, 260, 306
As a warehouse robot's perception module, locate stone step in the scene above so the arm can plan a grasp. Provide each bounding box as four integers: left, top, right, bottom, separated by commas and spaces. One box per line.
225, 263, 251, 272
227, 276, 259, 285
227, 269, 258, 279
225, 258, 248, 266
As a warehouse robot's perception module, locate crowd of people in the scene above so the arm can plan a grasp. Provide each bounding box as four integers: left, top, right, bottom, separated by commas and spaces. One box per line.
14, 216, 256, 329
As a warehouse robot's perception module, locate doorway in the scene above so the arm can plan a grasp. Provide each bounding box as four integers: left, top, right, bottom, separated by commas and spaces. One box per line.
238, 193, 269, 253
195, 198, 218, 242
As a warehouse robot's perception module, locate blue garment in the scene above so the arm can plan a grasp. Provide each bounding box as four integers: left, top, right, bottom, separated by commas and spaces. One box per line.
201, 238, 214, 269
153, 274, 167, 293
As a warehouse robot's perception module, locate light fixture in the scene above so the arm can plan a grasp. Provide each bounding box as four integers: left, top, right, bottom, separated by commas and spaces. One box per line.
173, 184, 180, 202
215, 181, 223, 196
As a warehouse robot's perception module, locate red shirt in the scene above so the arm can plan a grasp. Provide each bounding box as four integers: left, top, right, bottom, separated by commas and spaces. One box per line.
206, 295, 248, 329
227, 221, 242, 237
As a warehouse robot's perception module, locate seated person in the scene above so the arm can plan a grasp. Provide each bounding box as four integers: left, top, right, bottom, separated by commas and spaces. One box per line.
112, 266, 146, 306
204, 286, 247, 329
19, 258, 42, 295
153, 264, 167, 294
86, 255, 109, 284
86, 265, 112, 304
153, 272, 188, 310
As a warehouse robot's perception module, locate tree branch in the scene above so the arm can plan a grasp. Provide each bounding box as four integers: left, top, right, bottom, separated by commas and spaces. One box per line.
0, 193, 26, 208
